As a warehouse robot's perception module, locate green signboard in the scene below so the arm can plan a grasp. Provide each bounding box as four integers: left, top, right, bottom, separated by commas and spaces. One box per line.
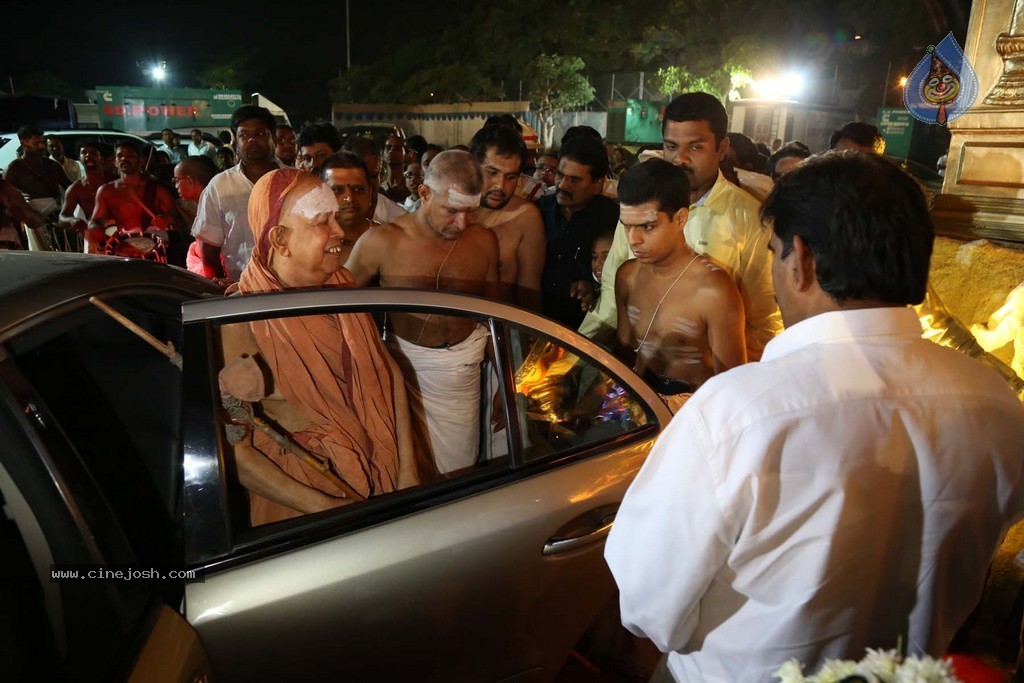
89, 87, 243, 131
877, 108, 915, 158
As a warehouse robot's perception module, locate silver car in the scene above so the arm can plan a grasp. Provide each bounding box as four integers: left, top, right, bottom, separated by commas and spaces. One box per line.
0, 252, 671, 682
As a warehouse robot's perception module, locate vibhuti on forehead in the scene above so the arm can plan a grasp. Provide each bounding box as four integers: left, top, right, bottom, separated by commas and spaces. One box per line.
447, 187, 482, 210
290, 184, 338, 220
619, 204, 660, 225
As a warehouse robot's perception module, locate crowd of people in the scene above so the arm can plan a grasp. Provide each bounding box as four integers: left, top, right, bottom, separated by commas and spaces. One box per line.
2, 92, 1023, 682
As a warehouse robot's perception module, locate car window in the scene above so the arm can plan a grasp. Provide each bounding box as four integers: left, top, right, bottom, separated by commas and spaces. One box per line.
211, 307, 510, 533
505, 324, 652, 462
8, 293, 189, 570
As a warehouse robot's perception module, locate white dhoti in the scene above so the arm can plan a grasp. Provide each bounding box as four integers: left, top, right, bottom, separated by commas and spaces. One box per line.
387, 325, 490, 475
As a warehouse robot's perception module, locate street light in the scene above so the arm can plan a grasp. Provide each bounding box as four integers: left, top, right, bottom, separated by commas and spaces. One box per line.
150, 61, 167, 88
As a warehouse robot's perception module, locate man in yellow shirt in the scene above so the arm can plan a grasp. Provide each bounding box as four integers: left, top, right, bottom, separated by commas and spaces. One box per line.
580, 93, 782, 359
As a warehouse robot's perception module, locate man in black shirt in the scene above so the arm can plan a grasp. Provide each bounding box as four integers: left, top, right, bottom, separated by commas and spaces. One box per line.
536, 134, 619, 328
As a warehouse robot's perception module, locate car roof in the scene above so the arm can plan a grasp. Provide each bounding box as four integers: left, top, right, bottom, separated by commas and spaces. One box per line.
0, 252, 219, 339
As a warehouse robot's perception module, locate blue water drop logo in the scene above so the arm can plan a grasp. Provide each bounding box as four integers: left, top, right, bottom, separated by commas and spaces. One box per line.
904, 32, 979, 126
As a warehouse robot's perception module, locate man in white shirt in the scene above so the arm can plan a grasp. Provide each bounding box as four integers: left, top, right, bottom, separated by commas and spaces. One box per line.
605, 152, 1024, 683
187, 129, 217, 159
191, 106, 280, 282
156, 128, 183, 164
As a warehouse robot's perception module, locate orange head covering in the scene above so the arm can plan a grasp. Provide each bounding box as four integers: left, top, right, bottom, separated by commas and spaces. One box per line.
237, 168, 401, 525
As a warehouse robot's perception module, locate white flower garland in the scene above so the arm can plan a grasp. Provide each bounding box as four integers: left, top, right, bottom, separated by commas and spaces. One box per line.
773, 648, 961, 683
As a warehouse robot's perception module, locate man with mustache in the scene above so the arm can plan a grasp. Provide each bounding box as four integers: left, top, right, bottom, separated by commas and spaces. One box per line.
536, 134, 619, 328
59, 139, 117, 240
88, 141, 177, 240
580, 92, 783, 360
192, 105, 281, 283
321, 151, 376, 264
469, 124, 545, 311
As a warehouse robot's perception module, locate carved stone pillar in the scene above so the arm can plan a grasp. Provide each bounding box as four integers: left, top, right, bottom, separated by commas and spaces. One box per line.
933, 0, 1024, 242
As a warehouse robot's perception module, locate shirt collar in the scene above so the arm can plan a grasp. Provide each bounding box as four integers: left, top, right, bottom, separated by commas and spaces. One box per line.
691, 169, 729, 213
761, 307, 924, 362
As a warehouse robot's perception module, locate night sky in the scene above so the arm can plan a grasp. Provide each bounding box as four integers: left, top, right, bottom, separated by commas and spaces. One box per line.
4, 0, 460, 122
5, 0, 974, 123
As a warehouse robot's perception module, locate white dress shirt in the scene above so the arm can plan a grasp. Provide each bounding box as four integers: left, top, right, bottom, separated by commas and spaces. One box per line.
373, 193, 408, 224
192, 163, 275, 281
188, 140, 217, 159
606, 307, 1024, 683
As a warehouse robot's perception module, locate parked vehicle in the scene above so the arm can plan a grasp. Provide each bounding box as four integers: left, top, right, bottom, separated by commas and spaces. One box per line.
0, 129, 158, 173
0, 252, 672, 682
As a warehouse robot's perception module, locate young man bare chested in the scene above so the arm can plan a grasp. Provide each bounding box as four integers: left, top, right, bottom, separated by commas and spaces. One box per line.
468, 124, 545, 311
89, 142, 178, 249
615, 158, 747, 411
344, 150, 500, 475
58, 140, 117, 240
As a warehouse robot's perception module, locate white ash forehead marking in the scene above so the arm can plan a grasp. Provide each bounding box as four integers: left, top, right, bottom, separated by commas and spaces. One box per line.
620, 206, 660, 224
448, 187, 482, 209
291, 185, 337, 220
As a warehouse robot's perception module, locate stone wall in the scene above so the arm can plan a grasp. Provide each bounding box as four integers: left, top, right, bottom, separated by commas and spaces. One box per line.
931, 234, 1024, 368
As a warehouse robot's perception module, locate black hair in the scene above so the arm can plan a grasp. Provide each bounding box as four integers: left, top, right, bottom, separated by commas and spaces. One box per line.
760, 151, 932, 306
297, 121, 342, 152
114, 140, 141, 155
484, 114, 522, 134
559, 134, 609, 180
161, 128, 173, 134
662, 92, 728, 145
320, 150, 371, 181
406, 135, 428, 156
17, 124, 43, 140
77, 138, 101, 156
767, 143, 812, 179
342, 136, 377, 159
617, 158, 690, 217
726, 133, 759, 169
231, 105, 276, 134
469, 124, 526, 166
561, 125, 603, 145
829, 121, 884, 153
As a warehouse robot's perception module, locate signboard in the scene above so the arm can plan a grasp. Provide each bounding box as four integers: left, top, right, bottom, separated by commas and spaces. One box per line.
89, 87, 243, 132
877, 108, 915, 158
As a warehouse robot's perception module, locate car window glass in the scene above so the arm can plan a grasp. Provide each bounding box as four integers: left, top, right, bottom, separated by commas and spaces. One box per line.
9, 294, 187, 571
212, 308, 508, 532
507, 325, 651, 462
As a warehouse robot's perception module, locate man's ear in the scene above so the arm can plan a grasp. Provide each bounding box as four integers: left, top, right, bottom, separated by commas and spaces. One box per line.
268, 225, 291, 255
592, 176, 605, 197
717, 135, 731, 162
418, 184, 431, 202
672, 206, 689, 230
790, 235, 817, 292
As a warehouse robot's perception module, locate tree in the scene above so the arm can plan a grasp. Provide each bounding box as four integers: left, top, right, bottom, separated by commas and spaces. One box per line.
525, 54, 596, 147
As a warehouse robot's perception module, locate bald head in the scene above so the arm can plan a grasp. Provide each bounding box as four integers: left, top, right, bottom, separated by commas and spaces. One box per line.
423, 150, 484, 196
175, 155, 217, 187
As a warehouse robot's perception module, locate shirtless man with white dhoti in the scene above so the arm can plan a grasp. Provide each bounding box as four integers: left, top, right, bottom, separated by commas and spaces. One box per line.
344, 150, 501, 476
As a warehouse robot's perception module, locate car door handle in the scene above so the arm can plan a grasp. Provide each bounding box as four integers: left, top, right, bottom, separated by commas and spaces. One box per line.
542, 504, 618, 556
